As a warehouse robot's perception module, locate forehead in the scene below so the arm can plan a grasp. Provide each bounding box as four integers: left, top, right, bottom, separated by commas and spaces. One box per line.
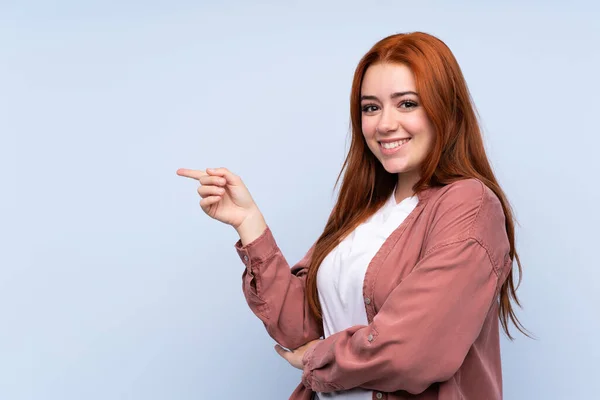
361, 63, 416, 93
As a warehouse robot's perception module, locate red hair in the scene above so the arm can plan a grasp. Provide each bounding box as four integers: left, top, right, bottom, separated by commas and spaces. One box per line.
305, 32, 528, 339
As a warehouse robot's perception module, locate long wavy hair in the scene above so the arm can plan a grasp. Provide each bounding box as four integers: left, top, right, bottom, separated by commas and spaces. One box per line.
305, 32, 528, 339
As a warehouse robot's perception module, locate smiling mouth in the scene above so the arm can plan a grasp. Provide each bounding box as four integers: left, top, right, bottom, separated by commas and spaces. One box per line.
379, 138, 411, 148
379, 138, 411, 154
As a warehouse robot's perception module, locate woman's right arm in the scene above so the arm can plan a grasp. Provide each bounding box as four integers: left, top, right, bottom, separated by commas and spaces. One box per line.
176, 166, 323, 350
235, 216, 323, 350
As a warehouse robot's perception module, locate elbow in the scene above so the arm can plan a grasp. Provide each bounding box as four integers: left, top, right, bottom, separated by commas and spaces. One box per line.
382, 351, 464, 395
266, 323, 319, 350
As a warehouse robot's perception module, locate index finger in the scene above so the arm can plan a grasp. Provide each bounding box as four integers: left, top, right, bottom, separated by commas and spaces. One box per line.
176, 168, 207, 180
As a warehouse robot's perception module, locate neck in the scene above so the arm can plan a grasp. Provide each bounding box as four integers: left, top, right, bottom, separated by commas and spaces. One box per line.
394, 171, 420, 204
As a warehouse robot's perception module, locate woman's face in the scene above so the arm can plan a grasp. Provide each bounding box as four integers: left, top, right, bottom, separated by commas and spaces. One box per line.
360, 63, 435, 180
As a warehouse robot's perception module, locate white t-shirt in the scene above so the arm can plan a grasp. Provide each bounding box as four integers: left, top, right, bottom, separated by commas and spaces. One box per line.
314, 189, 419, 400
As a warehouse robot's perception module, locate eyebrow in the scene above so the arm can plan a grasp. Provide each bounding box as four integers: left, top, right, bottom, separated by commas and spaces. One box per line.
360, 91, 419, 101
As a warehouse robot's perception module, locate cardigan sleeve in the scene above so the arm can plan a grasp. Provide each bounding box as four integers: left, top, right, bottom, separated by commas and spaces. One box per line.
235, 226, 323, 350
301, 238, 501, 394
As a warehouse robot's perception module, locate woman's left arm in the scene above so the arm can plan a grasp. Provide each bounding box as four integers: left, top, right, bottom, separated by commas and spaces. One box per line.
301, 239, 501, 394
300, 180, 512, 395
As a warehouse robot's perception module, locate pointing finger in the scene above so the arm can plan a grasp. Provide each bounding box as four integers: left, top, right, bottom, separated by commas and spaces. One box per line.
176, 168, 207, 180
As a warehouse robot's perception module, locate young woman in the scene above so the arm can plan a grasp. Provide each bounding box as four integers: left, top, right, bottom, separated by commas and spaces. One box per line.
178, 31, 526, 400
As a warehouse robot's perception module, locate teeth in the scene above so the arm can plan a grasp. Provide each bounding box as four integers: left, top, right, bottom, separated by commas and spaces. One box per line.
381, 139, 410, 149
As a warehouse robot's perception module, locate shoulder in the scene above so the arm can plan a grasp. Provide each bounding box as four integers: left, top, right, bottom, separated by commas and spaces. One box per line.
433, 178, 491, 207
424, 178, 508, 253
419, 179, 510, 275
427, 178, 502, 222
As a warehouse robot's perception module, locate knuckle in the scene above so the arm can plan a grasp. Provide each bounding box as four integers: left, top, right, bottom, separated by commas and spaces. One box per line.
197, 187, 208, 197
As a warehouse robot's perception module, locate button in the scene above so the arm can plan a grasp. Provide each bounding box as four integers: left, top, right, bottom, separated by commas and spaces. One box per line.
243, 255, 249, 262
367, 334, 374, 342
375, 392, 383, 399
364, 297, 371, 305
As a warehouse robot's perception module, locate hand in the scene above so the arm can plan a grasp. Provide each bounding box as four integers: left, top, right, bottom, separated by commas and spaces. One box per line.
176, 167, 260, 229
274, 339, 321, 370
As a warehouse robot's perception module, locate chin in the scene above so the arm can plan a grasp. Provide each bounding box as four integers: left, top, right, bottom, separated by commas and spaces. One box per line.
380, 158, 412, 174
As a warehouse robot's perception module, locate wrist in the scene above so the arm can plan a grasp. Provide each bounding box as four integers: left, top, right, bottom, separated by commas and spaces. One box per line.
235, 210, 267, 246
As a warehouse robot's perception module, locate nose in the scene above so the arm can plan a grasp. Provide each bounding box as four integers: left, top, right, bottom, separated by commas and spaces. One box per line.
376, 109, 398, 134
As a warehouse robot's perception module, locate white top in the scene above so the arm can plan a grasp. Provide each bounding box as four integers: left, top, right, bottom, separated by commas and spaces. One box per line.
315, 189, 419, 400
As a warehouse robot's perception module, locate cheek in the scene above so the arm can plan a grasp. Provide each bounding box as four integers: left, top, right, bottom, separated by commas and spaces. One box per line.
361, 117, 377, 137
421, 120, 436, 146
401, 115, 424, 134
405, 115, 435, 141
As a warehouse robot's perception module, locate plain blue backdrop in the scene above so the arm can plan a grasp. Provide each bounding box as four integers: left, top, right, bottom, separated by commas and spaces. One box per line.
1, 1, 599, 399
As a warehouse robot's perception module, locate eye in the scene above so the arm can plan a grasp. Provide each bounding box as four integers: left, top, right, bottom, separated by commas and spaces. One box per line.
399, 100, 418, 109
361, 104, 379, 113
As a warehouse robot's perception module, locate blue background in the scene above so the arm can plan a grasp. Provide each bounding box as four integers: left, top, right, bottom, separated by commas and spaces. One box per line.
1, 1, 599, 399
